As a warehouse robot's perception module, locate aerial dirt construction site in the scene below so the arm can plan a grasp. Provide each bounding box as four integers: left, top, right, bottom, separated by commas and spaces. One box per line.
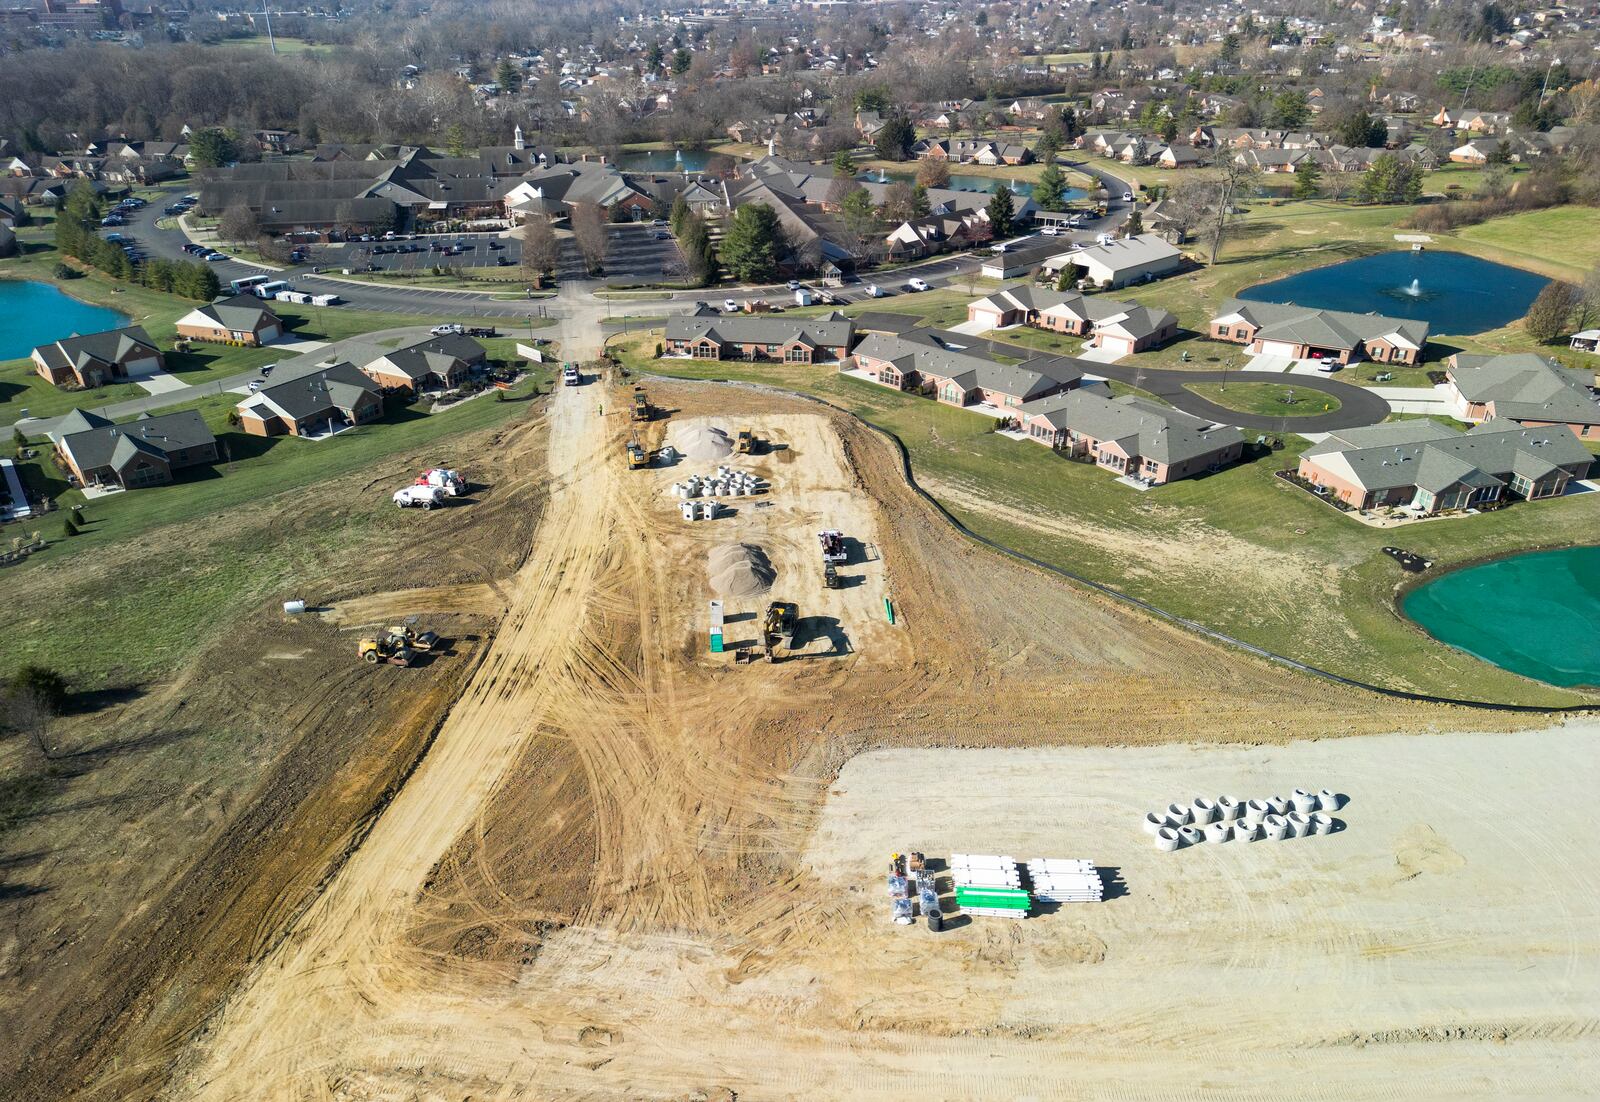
11, 362, 1599, 1102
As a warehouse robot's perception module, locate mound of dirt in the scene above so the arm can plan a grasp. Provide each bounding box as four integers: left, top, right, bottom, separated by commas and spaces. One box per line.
674, 425, 734, 461
708, 542, 776, 597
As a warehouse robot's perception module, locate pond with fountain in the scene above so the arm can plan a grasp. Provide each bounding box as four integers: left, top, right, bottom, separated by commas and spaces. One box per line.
1237, 250, 1550, 336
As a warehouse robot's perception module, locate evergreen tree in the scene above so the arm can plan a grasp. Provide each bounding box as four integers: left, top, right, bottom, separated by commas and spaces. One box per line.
1033, 162, 1069, 211
1292, 159, 1322, 199
669, 193, 691, 236
986, 186, 1016, 238
495, 60, 521, 94
831, 150, 856, 179
874, 115, 916, 162
188, 127, 238, 168
910, 183, 930, 218
719, 203, 785, 282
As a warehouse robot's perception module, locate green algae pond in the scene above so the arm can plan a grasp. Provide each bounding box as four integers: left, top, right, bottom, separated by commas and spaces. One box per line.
1402, 546, 1600, 689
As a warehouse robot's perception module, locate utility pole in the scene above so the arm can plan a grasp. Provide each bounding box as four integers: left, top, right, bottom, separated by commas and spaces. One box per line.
257, 6, 278, 56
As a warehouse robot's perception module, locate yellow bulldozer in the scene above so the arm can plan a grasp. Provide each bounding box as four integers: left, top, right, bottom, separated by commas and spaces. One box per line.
735, 429, 754, 454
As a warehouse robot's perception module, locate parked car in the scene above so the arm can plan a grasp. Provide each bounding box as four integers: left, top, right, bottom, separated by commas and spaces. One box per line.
907, 278, 930, 292
723, 299, 741, 313
653, 231, 671, 240
247, 380, 261, 392
1121, 191, 1134, 202
652, 219, 668, 227
1040, 225, 1060, 236
866, 284, 885, 298
394, 484, 446, 510
430, 323, 465, 336
786, 280, 802, 291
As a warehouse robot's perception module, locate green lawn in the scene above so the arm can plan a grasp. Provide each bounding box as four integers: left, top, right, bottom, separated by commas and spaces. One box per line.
621, 331, 1599, 708
1453, 207, 1600, 282
1185, 381, 1342, 417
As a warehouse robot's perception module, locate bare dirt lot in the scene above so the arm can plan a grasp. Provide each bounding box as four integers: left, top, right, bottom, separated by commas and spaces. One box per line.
14, 371, 1563, 1102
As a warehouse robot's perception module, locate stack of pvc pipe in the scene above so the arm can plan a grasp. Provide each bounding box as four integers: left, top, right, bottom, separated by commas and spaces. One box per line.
951, 854, 1021, 890
1024, 858, 1103, 903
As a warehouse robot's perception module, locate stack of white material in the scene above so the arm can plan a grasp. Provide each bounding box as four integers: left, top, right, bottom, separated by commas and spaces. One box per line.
1025, 858, 1103, 903
1147, 788, 1345, 849
951, 854, 1021, 889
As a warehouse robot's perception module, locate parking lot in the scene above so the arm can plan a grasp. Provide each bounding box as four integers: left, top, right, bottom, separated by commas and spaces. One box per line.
298, 223, 684, 281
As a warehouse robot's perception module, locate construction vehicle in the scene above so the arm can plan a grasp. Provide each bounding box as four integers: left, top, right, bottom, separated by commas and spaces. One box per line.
626, 440, 648, 469
394, 484, 445, 510
632, 388, 650, 422
761, 600, 798, 662
823, 561, 840, 589
818, 529, 846, 564
388, 619, 443, 652
735, 429, 754, 454
358, 631, 414, 666
562, 364, 580, 386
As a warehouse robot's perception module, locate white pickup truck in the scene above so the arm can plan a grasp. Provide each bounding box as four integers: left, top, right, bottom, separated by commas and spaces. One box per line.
394, 485, 445, 510
563, 365, 580, 386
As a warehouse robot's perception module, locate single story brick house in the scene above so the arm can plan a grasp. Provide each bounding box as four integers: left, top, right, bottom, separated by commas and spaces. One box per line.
849, 328, 1091, 410
175, 295, 284, 347
1443, 353, 1600, 438
966, 286, 1177, 357
236, 361, 384, 438
1015, 389, 1244, 485
913, 138, 1034, 165
361, 333, 487, 394
32, 325, 164, 388
663, 310, 854, 363
48, 408, 217, 490
1209, 299, 1427, 366
1297, 420, 1591, 514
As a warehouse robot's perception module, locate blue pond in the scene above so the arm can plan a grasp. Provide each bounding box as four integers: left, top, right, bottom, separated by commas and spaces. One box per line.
865, 169, 1085, 203
0, 280, 129, 360
1238, 250, 1549, 336
613, 149, 733, 173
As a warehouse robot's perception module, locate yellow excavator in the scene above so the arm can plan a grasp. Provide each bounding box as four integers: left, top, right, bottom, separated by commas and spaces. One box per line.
761, 601, 798, 662
626, 439, 648, 469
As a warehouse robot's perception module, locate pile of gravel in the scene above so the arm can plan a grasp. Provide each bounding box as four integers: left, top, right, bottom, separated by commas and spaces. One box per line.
674, 425, 734, 461
708, 542, 776, 597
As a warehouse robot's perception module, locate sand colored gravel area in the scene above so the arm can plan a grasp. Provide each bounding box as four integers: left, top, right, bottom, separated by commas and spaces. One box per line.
671, 423, 734, 461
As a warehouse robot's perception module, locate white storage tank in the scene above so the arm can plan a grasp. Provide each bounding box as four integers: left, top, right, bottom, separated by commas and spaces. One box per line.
1217, 796, 1242, 821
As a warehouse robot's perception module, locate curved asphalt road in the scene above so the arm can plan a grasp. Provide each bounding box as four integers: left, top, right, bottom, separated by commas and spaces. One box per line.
1086, 364, 1393, 433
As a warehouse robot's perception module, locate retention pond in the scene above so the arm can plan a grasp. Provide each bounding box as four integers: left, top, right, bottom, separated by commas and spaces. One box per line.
1402, 545, 1600, 689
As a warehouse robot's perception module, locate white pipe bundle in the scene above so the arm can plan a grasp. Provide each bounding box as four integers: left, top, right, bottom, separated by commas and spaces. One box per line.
1190, 797, 1218, 825
1217, 796, 1243, 821
1166, 803, 1192, 826
951, 853, 1017, 869
1204, 821, 1233, 844
1263, 814, 1289, 841
1027, 858, 1095, 874
1143, 812, 1168, 835
1155, 827, 1182, 851
954, 869, 1022, 889
1234, 819, 1260, 842
1291, 789, 1318, 815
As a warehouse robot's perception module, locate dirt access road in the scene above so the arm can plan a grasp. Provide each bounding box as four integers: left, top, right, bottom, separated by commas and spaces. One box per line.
144, 367, 1514, 1101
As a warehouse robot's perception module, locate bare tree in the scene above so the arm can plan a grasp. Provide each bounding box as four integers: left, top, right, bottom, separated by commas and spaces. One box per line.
1199, 159, 1257, 266
570, 204, 608, 275
218, 202, 259, 246
519, 218, 560, 285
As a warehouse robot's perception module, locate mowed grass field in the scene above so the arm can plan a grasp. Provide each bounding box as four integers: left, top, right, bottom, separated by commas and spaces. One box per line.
206, 35, 333, 55
1452, 206, 1600, 282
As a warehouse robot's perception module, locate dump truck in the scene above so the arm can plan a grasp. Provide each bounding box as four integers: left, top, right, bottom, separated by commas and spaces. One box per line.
358, 632, 413, 666
761, 600, 798, 662
818, 529, 846, 564
626, 440, 648, 469
632, 389, 650, 422
735, 429, 754, 454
